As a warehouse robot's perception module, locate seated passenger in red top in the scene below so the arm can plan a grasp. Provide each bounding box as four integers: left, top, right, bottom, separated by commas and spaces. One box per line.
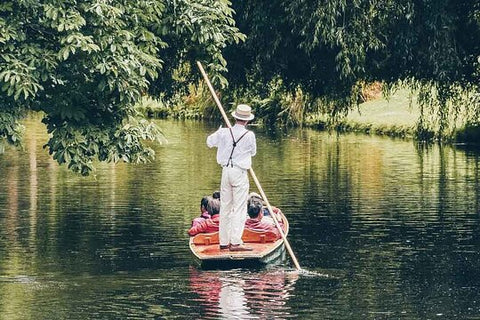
188, 197, 220, 236
191, 196, 212, 228
248, 192, 284, 225
244, 198, 283, 239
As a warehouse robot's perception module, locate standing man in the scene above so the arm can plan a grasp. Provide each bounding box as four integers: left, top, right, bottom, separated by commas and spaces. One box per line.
206, 104, 256, 251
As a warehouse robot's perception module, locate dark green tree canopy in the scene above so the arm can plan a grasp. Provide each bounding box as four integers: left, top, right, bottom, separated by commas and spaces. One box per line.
0, 0, 243, 175
226, 0, 479, 117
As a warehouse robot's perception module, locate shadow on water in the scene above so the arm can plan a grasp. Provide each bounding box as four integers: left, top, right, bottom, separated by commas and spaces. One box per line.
198, 259, 282, 271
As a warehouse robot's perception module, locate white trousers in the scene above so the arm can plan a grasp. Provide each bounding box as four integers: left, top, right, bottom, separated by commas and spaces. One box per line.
219, 166, 249, 246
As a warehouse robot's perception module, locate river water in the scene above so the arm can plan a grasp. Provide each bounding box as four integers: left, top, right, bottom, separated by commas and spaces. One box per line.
0, 116, 479, 319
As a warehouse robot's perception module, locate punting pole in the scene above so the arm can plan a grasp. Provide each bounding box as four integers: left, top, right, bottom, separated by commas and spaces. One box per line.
196, 61, 302, 271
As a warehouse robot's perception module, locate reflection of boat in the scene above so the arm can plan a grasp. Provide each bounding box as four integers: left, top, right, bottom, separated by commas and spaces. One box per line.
189, 267, 298, 318
189, 210, 289, 268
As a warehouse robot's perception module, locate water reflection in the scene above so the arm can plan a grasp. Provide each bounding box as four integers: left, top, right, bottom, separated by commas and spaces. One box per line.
0, 116, 480, 319
189, 267, 298, 319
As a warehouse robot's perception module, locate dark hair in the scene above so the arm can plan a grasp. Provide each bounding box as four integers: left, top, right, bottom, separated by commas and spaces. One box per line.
247, 198, 263, 218
200, 196, 209, 210
207, 197, 220, 215
212, 191, 220, 199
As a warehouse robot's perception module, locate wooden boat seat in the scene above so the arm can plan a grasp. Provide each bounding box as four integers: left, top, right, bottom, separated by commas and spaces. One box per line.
242, 229, 278, 243
192, 232, 220, 245
192, 229, 279, 245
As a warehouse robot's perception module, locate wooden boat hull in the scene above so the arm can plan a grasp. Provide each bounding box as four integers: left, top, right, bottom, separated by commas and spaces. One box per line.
189, 211, 289, 268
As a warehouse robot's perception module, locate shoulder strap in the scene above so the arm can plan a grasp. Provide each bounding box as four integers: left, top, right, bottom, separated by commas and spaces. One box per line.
226, 129, 251, 167
228, 127, 235, 144
233, 130, 250, 147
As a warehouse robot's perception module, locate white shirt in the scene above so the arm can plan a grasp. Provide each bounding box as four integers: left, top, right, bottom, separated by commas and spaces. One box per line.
206, 124, 257, 170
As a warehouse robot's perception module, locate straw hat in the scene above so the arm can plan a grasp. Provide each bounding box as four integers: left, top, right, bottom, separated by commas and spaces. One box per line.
231, 104, 254, 121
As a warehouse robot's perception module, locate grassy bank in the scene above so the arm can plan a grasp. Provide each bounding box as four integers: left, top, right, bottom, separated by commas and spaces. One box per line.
306, 88, 480, 143
137, 86, 480, 144
338, 89, 418, 138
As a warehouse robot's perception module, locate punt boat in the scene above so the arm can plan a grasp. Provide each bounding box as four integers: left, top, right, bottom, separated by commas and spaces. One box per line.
189, 210, 289, 268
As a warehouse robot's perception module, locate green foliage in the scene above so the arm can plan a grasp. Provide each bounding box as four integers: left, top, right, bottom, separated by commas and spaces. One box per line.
386, 80, 480, 141
335, 120, 413, 139
136, 96, 171, 119
42, 114, 162, 175
225, 0, 480, 137
0, 107, 24, 152
0, 0, 242, 175
226, 77, 311, 127
148, 0, 245, 96
136, 81, 217, 120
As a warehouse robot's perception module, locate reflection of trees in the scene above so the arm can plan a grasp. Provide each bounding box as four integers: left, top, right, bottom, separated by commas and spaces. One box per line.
256, 126, 480, 317
5, 154, 18, 246
189, 267, 298, 319
1, 118, 237, 274
396, 144, 480, 318
28, 122, 38, 257
1, 117, 480, 318
1, 137, 31, 318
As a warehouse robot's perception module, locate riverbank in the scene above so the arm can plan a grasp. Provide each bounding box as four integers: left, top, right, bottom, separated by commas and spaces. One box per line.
304, 89, 417, 139
342, 89, 417, 137
137, 89, 480, 144
339, 89, 479, 143
290, 88, 479, 143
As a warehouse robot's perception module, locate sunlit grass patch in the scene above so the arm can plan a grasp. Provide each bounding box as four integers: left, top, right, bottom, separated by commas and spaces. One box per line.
342, 87, 479, 143
348, 89, 418, 128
